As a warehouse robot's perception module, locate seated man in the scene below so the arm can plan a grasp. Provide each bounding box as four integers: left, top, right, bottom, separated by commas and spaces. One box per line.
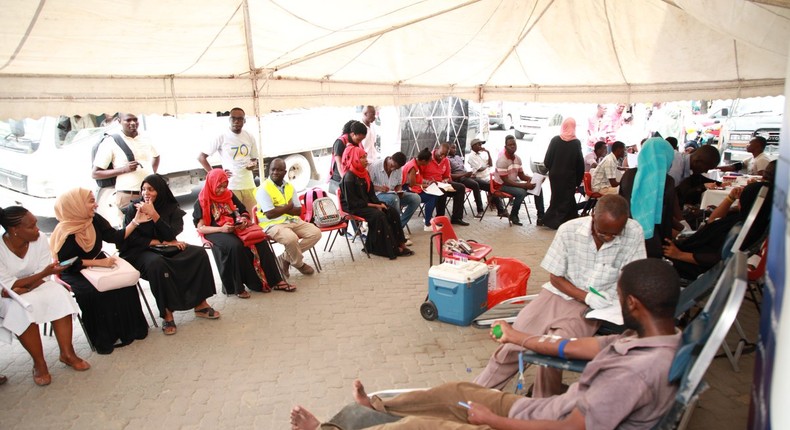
493, 135, 545, 226
474, 194, 645, 397
255, 158, 321, 276
676, 144, 744, 209
742, 136, 771, 176
584, 141, 606, 172
590, 140, 625, 195
418, 142, 469, 226
367, 151, 420, 235
291, 258, 682, 430
466, 138, 507, 217
448, 141, 486, 218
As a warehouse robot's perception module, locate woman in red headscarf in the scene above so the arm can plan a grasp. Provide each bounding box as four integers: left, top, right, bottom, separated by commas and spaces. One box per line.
340, 147, 412, 259
542, 117, 585, 229
194, 169, 290, 299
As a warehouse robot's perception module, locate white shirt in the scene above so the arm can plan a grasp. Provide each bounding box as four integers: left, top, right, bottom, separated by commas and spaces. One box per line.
94, 132, 159, 192
591, 153, 619, 192
466, 150, 492, 180
540, 217, 646, 301
204, 129, 259, 190
361, 122, 379, 161
743, 152, 770, 175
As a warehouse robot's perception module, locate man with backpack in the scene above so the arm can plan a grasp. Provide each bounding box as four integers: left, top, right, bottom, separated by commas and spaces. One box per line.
92, 113, 160, 213
256, 158, 320, 276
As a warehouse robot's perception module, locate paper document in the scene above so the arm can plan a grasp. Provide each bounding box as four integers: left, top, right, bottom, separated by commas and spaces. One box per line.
424, 183, 445, 196
1, 285, 33, 310
438, 182, 456, 192
528, 173, 545, 196
586, 304, 624, 325
626, 153, 638, 168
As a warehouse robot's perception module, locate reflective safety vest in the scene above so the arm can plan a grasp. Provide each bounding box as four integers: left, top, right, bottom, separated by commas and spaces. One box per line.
256, 178, 298, 229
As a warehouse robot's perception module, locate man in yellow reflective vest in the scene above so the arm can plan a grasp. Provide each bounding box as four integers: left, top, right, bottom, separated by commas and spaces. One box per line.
256, 158, 321, 276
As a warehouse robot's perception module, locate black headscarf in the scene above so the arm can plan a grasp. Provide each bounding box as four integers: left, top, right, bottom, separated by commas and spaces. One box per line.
136, 174, 182, 219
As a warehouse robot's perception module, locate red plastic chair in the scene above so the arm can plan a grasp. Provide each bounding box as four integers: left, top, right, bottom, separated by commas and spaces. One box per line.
335, 188, 371, 259
478, 173, 532, 225
430, 215, 492, 263
581, 171, 602, 216
298, 189, 358, 262
251, 205, 316, 275
746, 239, 768, 312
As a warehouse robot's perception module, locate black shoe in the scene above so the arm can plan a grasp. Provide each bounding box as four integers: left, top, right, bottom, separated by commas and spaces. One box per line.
496, 210, 509, 218
536, 218, 545, 227
451, 219, 470, 226
510, 216, 523, 226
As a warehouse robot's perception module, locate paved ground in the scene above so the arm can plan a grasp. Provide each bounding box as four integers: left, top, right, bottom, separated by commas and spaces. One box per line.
0, 193, 759, 429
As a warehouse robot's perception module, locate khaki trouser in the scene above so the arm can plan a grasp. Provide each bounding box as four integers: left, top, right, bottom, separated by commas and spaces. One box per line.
320, 382, 521, 430
232, 188, 258, 215
266, 219, 322, 268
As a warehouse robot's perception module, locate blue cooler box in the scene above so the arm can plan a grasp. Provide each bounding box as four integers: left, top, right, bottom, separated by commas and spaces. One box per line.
428, 261, 489, 326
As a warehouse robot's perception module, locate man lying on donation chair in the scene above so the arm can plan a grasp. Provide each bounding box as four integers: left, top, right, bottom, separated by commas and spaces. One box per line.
290, 258, 682, 430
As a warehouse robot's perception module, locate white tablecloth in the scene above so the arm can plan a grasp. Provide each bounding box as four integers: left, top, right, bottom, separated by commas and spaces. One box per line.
700, 188, 731, 208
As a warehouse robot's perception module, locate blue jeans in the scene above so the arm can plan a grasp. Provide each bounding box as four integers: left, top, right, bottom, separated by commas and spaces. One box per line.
418, 192, 439, 226
500, 185, 545, 219
377, 192, 421, 228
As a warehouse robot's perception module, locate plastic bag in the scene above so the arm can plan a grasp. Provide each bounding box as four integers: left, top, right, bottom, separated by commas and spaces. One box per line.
486, 257, 530, 308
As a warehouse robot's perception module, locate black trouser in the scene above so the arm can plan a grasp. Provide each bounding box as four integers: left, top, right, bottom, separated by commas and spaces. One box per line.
436, 181, 467, 221
458, 177, 483, 211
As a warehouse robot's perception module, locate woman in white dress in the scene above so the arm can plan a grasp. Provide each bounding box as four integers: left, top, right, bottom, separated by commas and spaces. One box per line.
0, 206, 90, 386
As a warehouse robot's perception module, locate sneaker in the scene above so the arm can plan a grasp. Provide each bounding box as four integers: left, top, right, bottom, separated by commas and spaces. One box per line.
509, 216, 523, 226
295, 263, 315, 275
405, 239, 414, 247
424, 225, 433, 232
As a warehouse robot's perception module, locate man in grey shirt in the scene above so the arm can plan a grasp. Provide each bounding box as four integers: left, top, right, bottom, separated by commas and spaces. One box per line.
367, 152, 421, 234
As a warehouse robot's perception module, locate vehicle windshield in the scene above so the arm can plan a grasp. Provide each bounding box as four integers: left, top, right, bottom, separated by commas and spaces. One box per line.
732, 96, 785, 117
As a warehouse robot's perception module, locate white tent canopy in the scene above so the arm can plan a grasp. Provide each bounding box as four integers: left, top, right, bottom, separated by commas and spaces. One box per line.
1, 0, 789, 118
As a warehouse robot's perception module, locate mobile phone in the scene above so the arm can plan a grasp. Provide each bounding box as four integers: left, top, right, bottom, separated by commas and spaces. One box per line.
59, 256, 78, 267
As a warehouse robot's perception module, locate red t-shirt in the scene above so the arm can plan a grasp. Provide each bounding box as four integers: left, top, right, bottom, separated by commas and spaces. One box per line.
401, 159, 423, 193
420, 151, 450, 182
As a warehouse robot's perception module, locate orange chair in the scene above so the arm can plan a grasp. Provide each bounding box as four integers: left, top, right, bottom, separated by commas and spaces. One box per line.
335, 188, 371, 259
580, 172, 602, 216
430, 215, 492, 263
746, 239, 768, 312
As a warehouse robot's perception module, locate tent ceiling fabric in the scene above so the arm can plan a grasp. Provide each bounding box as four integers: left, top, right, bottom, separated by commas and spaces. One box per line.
1, 0, 788, 118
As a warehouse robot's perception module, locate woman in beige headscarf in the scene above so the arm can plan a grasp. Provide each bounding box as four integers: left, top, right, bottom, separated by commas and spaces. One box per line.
50, 188, 150, 355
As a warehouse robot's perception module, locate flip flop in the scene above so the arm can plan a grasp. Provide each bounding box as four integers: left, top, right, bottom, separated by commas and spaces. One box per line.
194, 306, 220, 319
162, 320, 177, 335
236, 291, 251, 299
272, 282, 297, 292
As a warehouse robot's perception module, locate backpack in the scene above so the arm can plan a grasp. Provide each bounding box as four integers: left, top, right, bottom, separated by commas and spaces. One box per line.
303, 187, 342, 227
91, 133, 135, 188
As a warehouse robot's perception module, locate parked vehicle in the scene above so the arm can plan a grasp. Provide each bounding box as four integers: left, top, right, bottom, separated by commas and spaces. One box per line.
0, 108, 357, 221
481, 101, 524, 131
718, 96, 784, 161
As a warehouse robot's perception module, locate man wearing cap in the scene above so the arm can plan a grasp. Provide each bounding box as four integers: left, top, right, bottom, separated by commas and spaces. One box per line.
466, 139, 507, 217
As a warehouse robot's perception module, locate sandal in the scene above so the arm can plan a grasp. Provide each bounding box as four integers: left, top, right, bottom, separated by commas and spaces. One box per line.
272, 281, 297, 293
398, 248, 415, 257
194, 306, 220, 319
236, 290, 251, 299
32, 368, 51, 386
162, 320, 177, 335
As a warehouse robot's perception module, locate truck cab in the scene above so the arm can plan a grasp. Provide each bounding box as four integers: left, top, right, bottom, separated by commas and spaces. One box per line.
719, 96, 784, 161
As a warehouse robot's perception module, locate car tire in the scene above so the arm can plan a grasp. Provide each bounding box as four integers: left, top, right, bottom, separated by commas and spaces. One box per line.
284, 153, 312, 192
514, 130, 525, 140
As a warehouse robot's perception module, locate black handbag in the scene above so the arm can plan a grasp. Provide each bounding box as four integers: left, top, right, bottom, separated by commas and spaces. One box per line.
149, 244, 181, 257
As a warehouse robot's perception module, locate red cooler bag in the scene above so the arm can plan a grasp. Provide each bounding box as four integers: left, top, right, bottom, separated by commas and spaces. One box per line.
486, 257, 530, 308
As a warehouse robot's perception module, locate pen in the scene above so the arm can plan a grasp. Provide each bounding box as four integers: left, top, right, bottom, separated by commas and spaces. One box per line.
589, 286, 605, 299
458, 401, 471, 409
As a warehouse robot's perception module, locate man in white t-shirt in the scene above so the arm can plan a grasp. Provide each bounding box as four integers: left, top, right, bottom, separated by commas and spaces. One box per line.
742, 136, 771, 176
198, 107, 260, 212
92, 113, 160, 213
360, 105, 379, 161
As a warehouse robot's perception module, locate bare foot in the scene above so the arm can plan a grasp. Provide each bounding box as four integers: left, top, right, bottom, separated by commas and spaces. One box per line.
290, 406, 320, 430
352, 379, 372, 409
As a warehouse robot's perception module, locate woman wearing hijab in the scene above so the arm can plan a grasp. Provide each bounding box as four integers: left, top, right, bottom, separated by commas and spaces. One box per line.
194, 169, 290, 298
541, 117, 585, 229
328, 120, 368, 194
340, 146, 412, 259
619, 137, 681, 258
50, 188, 149, 355
121, 174, 219, 335
662, 179, 772, 280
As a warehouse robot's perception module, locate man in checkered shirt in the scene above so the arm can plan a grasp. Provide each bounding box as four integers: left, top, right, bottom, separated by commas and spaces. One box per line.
473, 194, 646, 397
